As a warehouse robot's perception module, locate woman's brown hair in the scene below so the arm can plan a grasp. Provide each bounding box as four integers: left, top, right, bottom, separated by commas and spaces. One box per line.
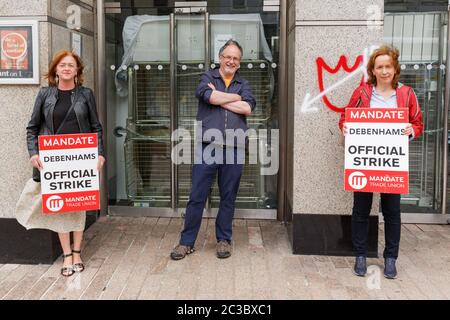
367, 45, 401, 89
45, 49, 84, 86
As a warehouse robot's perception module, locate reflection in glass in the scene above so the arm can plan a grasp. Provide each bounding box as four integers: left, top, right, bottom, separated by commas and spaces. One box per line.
384, 12, 447, 213
105, 5, 280, 214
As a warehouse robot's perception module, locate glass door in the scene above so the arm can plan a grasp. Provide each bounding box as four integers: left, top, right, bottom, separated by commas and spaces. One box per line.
384, 11, 448, 216
208, 15, 279, 211
105, 2, 280, 218
175, 13, 207, 208
121, 16, 172, 208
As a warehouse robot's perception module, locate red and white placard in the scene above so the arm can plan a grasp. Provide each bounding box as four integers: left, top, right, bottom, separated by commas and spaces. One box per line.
344, 108, 409, 194
38, 133, 100, 214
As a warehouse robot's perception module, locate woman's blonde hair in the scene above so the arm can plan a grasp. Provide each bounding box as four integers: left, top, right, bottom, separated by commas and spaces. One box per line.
367, 45, 401, 89
44, 49, 84, 86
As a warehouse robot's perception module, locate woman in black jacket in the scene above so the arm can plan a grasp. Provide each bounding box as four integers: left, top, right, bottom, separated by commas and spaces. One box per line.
25, 49, 105, 277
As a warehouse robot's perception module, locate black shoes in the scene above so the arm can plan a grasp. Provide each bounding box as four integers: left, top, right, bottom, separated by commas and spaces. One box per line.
384, 258, 397, 279
353, 256, 367, 277
353, 256, 398, 279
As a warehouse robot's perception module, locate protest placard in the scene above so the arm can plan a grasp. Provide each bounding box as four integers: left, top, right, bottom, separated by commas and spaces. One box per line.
38, 133, 100, 214
344, 108, 409, 194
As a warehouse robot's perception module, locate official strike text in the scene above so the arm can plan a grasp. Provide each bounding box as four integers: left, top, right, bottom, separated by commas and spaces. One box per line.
43, 169, 96, 190
348, 145, 406, 168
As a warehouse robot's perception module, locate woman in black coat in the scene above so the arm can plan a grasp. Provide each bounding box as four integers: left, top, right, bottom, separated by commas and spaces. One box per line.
26, 49, 105, 277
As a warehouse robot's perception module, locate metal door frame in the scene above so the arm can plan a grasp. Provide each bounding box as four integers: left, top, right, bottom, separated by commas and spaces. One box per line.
399, 6, 450, 223
98, 2, 279, 220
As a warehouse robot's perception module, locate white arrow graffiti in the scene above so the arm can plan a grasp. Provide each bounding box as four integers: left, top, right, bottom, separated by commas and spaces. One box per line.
300, 45, 379, 114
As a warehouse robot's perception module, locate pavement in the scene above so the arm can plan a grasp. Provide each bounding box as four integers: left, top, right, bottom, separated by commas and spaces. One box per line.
1, 216, 450, 300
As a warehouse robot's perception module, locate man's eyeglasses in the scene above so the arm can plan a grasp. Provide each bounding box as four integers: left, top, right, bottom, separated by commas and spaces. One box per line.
220, 55, 240, 62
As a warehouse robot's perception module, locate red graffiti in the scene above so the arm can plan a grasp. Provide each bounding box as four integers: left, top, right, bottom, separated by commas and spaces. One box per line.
316, 55, 364, 113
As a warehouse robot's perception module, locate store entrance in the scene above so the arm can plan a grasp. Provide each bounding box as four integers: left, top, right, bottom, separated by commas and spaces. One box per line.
384, 10, 449, 221
105, 2, 280, 219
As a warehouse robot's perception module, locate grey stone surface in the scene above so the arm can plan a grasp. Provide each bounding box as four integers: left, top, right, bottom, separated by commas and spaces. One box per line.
80, 0, 94, 7
50, 0, 94, 33
0, 0, 47, 16
0, 21, 49, 218
0, 86, 41, 218
291, 24, 383, 215
296, 0, 384, 22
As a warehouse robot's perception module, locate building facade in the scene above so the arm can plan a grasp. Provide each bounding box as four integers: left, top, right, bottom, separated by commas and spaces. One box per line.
0, 0, 449, 263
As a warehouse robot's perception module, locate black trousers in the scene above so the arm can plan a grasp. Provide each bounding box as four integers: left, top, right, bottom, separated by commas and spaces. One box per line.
352, 192, 401, 259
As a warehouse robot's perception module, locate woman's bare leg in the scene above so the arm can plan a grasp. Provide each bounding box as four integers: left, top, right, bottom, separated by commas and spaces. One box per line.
72, 231, 83, 265
58, 232, 72, 267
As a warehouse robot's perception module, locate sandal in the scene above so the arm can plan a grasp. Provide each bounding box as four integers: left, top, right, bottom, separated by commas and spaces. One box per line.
61, 253, 74, 277
72, 249, 85, 273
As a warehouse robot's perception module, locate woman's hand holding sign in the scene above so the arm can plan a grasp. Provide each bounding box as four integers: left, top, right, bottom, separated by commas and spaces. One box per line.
97, 155, 106, 171
402, 123, 413, 137
341, 123, 348, 136
30, 154, 43, 170
343, 122, 413, 137
31, 154, 105, 171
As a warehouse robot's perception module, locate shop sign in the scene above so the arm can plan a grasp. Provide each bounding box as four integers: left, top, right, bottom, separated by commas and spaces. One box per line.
0, 20, 39, 84
39, 133, 100, 214
344, 108, 409, 194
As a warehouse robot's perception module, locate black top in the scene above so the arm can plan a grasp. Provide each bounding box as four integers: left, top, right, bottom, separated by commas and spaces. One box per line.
53, 89, 80, 134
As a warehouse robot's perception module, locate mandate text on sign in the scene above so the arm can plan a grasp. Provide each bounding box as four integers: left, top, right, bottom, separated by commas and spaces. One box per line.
344, 108, 409, 194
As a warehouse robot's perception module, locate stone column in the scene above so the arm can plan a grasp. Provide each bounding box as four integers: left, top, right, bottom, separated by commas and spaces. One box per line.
287, 0, 384, 256
0, 0, 96, 264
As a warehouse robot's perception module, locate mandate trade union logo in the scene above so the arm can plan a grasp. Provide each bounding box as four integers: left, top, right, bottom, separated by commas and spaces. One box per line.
349, 171, 368, 190
46, 195, 64, 212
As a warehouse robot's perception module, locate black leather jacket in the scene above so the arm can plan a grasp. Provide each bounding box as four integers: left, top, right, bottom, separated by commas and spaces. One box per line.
26, 86, 105, 180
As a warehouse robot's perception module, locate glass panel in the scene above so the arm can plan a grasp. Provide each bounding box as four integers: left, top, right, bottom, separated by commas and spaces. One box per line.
384, 11, 447, 213
106, 2, 280, 215
126, 61, 171, 207
209, 12, 280, 210
106, 10, 171, 207
175, 15, 205, 208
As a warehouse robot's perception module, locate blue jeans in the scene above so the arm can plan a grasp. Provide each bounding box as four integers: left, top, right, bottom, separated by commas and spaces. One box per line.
179, 144, 243, 246
352, 192, 401, 259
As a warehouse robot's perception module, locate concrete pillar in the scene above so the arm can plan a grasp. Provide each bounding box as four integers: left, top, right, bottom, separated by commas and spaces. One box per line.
287, 0, 384, 256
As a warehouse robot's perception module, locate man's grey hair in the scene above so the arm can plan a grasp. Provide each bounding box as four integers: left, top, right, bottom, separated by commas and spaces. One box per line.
219, 39, 243, 58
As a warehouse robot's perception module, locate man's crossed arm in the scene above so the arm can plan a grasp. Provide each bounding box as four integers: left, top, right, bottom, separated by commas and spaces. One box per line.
208, 83, 252, 116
